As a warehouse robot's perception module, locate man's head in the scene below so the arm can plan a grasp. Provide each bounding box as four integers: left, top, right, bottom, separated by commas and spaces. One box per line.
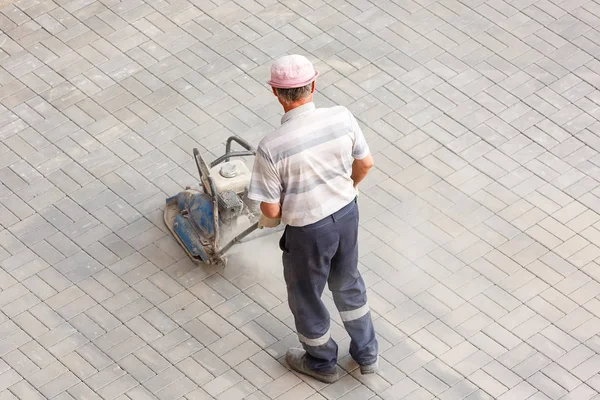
268, 54, 318, 111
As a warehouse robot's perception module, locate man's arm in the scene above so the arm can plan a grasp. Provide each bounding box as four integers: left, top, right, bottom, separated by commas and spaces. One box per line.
351, 153, 374, 188
348, 109, 373, 188
247, 146, 283, 227
260, 202, 281, 219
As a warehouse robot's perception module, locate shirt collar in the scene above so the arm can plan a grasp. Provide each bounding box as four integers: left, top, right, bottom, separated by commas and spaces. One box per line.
281, 102, 316, 124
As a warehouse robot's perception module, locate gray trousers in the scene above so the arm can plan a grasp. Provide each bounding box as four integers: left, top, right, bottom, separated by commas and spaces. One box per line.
279, 199, 378, 372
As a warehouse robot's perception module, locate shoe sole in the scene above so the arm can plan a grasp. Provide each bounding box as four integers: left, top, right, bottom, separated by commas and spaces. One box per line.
286, 355, 339, 384
360, 367, 377, 375
360, 362, 379, 375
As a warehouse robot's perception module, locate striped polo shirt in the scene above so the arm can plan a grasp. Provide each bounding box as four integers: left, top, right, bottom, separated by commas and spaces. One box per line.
248, 102, 370, 227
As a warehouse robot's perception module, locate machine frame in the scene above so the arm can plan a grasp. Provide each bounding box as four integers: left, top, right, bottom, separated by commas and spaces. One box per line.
164, 136, 260, 266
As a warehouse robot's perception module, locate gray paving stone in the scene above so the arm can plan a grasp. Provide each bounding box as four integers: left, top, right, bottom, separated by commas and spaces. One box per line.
61, 351, 97, 381
1, 0, 600, 397
9, 380, 45, 400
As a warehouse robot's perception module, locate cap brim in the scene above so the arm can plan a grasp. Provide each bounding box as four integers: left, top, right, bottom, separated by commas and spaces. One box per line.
267, 70, 319, 89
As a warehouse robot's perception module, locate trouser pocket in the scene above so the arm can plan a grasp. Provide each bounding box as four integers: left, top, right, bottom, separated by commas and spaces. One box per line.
279, 226, 289, 253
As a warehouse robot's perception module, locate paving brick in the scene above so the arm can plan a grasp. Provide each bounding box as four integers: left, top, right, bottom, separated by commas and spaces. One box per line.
9, 380, 47, 400
29, 302, 64, 330
74, 343, 112, 372
528, 370, 568, 398
4, 348, 38, 378
27, 359, 67, 388
130, 346, 168, 377
16, 339, 53, 371
60, 350, 97, 382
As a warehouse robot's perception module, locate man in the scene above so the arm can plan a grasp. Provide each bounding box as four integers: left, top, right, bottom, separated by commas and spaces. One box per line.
247, 54, 378, 384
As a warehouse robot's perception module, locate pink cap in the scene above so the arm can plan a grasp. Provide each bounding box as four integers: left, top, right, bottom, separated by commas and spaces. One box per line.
267, 54, 319, 89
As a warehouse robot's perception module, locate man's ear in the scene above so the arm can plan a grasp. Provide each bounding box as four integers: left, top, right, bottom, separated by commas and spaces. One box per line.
272, 87, 278, 97
311, 81, 316, 93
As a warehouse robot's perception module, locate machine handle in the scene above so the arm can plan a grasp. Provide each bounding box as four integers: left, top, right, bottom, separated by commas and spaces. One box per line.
193, 148, 220, 249
218, 222, 259, 256
193, 148, 211, 195
218, 136, 257, 165
210, 151, 255, 168
226, 136, 256, 154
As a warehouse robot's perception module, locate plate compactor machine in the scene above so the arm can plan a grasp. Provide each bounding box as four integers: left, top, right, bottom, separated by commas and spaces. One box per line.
164, 136, 264, 266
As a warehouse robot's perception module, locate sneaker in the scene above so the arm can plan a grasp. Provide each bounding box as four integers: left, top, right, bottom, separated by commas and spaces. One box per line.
359, 358, 379, 375
285, 348, 339, 384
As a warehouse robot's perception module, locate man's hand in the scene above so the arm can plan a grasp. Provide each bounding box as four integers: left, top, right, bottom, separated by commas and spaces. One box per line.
351, 153, 374, 188
258, 214, 281, 229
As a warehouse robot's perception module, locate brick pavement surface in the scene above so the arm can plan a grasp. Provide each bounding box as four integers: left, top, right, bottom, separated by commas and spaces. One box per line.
2, 0, 600, 398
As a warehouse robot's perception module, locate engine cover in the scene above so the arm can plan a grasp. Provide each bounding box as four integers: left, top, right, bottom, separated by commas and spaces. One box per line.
217, 190, 244, 222
209, 160, 251, 194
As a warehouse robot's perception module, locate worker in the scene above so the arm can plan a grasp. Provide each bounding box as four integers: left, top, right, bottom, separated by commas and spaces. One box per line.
247, 54, 378, 383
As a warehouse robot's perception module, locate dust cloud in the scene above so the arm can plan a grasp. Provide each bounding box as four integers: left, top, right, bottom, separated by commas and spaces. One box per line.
219, 218, 284, 276
226, 231, 283, 275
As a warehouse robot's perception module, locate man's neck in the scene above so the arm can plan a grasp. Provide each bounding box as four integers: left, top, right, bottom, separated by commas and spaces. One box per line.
282, 99, 313, 113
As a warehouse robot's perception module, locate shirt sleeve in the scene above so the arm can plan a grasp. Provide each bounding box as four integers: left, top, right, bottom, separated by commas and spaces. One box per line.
349, 110, 370, 160
247, 146, 281, 203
